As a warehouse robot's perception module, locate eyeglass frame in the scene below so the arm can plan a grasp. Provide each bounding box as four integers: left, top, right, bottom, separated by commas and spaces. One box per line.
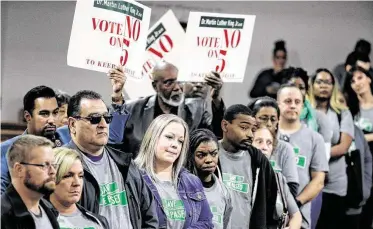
19, 162, 59, 171
73, 114, 113, 125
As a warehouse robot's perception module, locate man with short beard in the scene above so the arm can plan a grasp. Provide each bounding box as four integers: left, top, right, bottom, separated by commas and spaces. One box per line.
109, 62, 225, 156
218, 104, 278, 229
1, 86, 66, 194
1, 135, 59, 229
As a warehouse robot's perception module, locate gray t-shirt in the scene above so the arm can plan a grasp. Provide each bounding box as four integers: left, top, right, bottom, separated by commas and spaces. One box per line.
271, 140, 299, 185
324, 109, 355, 196
315, 110, 333, 144
355, 107, 373, 133
279, 124, 328, 229
204, 174, 231, 229
29, 205, 54, 229
57, 208, 103, 229
218, 142, 253, 229
155, 180, 186, 229
82, 150, 133, 229
274, 173, 299, 220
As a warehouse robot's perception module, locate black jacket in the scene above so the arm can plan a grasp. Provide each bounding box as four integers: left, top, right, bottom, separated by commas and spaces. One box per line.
66, 141, 159, 229
117, 95, 225, 156
1, 184, 60, 229
218, 144, 278, 229
76, 204, 110, 229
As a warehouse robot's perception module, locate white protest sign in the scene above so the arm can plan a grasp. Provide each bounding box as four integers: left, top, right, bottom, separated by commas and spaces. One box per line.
178, 12, 256, 82
124, 9, 186, 99
67, 0, 151, 80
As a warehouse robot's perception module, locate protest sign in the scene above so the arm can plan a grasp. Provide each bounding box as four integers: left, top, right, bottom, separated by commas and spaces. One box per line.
67, 0, 151, 80
125, 9, 186, 99
178, 12, 256, 82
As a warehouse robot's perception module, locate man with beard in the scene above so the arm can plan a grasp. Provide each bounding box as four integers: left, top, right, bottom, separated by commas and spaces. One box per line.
218, 104, 278, 229
1, 135, 59, 229
277, 84, 329, 229
1, 86, 65, 194
109, 62, 225, 156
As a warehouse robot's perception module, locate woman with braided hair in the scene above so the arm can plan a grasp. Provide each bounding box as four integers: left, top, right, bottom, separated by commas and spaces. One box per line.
185, 128, 233, 229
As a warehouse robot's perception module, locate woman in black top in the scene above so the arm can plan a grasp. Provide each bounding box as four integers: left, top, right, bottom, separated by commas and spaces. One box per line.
249, 40, 288, 99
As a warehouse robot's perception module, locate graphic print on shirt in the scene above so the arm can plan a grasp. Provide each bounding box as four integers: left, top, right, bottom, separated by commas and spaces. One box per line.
210, 205, 223, 225
60, 227, 95, 229
293, 147, 306, 169
99, 182, 128, 206
269, 160, 282, 172
356, 117, 373, 132
222, 173, 249, 193
162, 199, 186, 221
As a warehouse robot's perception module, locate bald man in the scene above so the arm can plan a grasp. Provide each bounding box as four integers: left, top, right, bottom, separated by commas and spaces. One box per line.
108, 62, 225, 156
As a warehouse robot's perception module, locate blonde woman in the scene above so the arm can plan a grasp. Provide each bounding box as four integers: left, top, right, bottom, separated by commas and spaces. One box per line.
135, 114, 213, 229
308, 68, 354, 229
49, 147, 109, 229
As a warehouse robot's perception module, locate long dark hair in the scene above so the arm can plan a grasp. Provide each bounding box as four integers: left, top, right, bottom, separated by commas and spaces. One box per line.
343, 66, 373, 117
185, 129, 219, 175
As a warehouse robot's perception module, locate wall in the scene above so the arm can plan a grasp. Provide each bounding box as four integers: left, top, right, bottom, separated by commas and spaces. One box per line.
1, 1, 373, 122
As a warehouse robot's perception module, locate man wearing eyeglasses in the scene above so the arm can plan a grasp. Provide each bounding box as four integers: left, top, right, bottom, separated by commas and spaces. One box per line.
1, 85, 66, 194
64, 90, 158, 229
109, 61, 226, 156
1, 135, 60, 229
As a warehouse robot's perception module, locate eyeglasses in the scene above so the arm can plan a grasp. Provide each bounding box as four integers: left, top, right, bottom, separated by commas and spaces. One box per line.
258, 116, 278, 125
74, 114, 113, 125
314, 79, 333, 86
275, 55, 286, 60
20, 162, 59, 171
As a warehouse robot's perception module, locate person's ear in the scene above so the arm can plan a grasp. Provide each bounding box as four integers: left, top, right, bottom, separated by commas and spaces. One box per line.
24, 110, 32, 123
221, 120, 229, 133
68, 117, 77, 135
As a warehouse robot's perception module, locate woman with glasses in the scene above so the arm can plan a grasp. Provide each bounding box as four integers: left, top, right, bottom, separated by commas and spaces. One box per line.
308, 69, 354, 229
249, 40, 288, 99
49, 147, 109, 229
343, 66, 373, 229
248, 97, 299, 198
252, 127, 302, 229
135, 114, 213, 229
185, 128, 232, 229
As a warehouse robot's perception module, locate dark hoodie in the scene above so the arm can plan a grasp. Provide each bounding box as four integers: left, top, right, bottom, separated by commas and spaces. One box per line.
218, 144, 278, 229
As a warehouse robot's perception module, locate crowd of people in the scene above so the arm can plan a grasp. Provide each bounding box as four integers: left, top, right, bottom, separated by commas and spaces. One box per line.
1, 38, 373, 229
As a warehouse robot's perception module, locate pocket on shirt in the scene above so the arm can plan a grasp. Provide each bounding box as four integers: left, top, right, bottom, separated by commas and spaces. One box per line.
186, 191, 207, 222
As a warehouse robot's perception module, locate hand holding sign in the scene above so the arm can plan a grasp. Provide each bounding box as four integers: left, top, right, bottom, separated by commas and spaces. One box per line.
108, 66, 126, 94
178, 12, 255, 83
204, 71, 223, 99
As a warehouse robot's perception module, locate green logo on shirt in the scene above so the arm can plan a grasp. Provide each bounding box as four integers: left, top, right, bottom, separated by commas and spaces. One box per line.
222, 173, 249, 193
99, 182, 128, 206
60, 227, 95, 229
269, 160, 282, 172
293, 147, 306, 168
162, 199, 186, 221
210, 206, 223, 225
356, 118, 373, 132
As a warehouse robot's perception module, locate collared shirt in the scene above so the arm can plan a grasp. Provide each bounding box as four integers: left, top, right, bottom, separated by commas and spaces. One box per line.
153, 96, 178, 119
